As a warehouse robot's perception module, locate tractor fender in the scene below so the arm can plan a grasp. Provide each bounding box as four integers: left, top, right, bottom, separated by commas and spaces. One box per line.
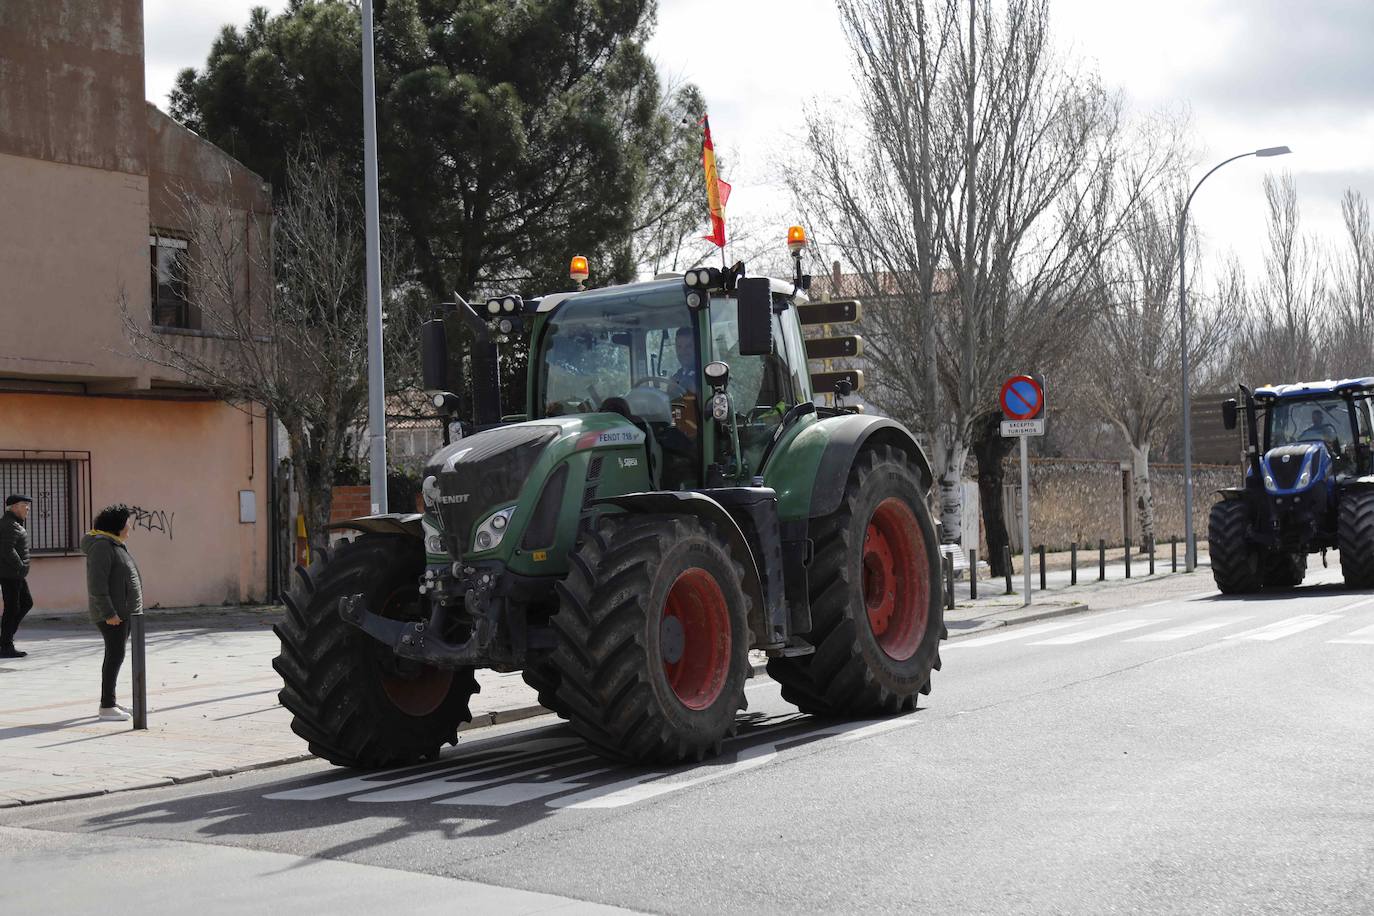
326, 513, 425, 540
595, 491, 767, 638
1216, 487, 1247, 502
808, 415, 933, 519
1341, 477, 1374, 491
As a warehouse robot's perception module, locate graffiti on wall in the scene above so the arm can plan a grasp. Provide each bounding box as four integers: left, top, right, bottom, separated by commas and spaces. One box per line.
130, 506, 175, 540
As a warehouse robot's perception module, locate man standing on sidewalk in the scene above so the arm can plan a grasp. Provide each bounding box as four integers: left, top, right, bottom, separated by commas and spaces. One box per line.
1, 494, 34, 658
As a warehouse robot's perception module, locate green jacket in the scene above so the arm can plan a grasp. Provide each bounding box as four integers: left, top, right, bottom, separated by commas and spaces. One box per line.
81, 532, 143, 623
0, 510, 29, 579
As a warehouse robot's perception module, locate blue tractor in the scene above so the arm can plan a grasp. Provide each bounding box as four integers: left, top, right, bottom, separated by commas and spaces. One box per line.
1210, 378, 1374, 592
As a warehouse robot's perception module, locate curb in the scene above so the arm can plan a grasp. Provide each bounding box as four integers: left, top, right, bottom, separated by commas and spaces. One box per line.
946, 602, 1091, 639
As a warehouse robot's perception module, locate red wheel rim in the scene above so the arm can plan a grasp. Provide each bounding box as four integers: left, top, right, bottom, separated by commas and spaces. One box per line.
661, 568, 732, 710
863, 497, 929, 661
377, 586, 454, 717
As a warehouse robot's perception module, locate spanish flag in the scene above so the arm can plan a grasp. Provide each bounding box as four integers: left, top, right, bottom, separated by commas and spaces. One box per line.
701, 115, 731, 248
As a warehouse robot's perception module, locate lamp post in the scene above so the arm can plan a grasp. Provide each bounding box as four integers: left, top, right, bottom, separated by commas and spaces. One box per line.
1179, 145, 1290, 571
361, 0, 388, 515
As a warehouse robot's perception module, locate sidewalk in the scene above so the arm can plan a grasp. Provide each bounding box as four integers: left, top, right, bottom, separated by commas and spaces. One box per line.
0, 554, 1215, 808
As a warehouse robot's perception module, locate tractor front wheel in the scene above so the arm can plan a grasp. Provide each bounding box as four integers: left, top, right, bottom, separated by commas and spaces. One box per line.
767, 444, 944, 716
1207, 500, 1262, 594
1338, 489, 1374, 588
549, 514, 750, 763
273, 535, 479, 768
1263, 551, 1307, 589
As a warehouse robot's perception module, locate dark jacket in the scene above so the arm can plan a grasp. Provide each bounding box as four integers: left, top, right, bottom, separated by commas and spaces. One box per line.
0, 510, 30, 579
81, 532, 142, 623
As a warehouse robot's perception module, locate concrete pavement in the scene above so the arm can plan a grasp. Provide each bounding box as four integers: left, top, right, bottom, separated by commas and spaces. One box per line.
0, 554, 1216, 808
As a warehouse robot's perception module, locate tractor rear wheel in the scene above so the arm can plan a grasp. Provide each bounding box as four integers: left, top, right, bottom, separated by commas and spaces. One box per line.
549, 514, 750, 763
1207, 500, 1262, 594
767, 444, 944, 716
1263, 551, 1307, 589
1337, 489, 1374, 588
273, 535, 479, 768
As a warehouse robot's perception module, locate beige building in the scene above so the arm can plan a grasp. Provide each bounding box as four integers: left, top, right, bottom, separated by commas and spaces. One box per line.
0, 0, 275, 610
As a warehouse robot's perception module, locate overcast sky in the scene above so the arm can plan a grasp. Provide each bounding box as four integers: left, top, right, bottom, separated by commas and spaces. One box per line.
145, 0, 1373, 285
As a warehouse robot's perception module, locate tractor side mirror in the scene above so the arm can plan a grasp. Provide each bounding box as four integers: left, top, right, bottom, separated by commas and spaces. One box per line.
1222, 398, 1238, 431
736, 277, 773, 357
421, 318, 449, 392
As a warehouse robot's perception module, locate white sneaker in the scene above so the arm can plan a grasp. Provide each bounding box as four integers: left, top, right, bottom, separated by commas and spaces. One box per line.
98, 706, 131, 721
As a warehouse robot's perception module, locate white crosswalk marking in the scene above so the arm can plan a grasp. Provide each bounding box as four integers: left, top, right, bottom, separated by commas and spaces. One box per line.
1127, 615, 1252, 642
1329, 623, 1374, 645
351, 748, 593, 803
1224, 614, 1342, 641
942, 620, 1086, 649
437, 766, 619, 806
1029, 619, 1162, 645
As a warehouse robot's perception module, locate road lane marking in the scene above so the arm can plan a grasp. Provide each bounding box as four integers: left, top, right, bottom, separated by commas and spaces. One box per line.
1224, 614, 1342, 641
351, 749, 597, 803
1126, 615, 1252, 642
1029, 619, 1163, 645
1329, 622, 1374, 645
942, 620, 1086, 649
263, 737, 578, 801
1332, 596, 1374, 613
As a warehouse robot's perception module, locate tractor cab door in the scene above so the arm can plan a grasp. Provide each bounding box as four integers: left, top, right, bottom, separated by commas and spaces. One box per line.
707, 293, 801, 481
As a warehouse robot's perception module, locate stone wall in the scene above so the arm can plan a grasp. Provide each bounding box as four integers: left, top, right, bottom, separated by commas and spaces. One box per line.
990, 458, 1238, 553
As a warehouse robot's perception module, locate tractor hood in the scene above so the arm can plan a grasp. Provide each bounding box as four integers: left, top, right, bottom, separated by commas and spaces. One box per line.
421, 414, 650, 563
1260, 442, 1330, 495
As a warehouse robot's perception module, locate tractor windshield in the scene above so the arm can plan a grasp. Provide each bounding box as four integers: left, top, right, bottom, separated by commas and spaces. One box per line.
1269, 397, 1355, 460
534, 284, 701, 488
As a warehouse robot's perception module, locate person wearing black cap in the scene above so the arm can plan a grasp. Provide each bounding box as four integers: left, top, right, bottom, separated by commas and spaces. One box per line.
1, 494, 34, 658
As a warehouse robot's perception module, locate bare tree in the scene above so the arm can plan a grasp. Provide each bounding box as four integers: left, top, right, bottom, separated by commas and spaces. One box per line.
1329, 188, 1374, 377
1230, 172, 1328, 382
790, 0, 1172, 569
1081, 190, 1236, 546
121, 153, 410, 550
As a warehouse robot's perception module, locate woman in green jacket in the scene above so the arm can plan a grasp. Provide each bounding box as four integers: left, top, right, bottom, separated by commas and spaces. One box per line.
81, 505, 143, 722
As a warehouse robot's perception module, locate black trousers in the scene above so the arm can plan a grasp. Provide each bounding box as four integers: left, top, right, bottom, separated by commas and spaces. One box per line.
96, 619, 129, 708
0, 577, 32, 646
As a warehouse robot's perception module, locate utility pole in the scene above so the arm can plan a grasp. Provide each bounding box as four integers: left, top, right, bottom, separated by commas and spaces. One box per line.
361, 0, 388, 515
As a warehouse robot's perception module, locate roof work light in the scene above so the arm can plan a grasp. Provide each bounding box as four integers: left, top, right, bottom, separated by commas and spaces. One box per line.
569, 256, 589, 283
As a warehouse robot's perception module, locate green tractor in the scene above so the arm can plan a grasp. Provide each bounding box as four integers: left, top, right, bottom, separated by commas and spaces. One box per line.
274, 237, 945, 767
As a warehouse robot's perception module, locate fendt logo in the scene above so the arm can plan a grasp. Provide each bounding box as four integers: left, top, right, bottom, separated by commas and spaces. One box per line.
437, 494, 470, 505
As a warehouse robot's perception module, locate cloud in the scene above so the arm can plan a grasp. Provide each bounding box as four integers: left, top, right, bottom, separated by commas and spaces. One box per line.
1183, 0, 1374, 113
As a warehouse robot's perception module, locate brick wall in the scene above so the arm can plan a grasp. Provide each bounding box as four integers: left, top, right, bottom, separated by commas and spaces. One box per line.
330, 485, 372, 522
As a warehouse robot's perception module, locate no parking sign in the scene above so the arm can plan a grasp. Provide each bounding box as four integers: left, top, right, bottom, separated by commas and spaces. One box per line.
1000, 374, 1046, 436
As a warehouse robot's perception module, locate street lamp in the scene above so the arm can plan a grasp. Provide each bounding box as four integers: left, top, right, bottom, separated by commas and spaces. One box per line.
1179, 145, 1291, 572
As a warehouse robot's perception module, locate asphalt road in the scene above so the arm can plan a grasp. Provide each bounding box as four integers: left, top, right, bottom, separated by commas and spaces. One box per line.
4, 563, 1372, 915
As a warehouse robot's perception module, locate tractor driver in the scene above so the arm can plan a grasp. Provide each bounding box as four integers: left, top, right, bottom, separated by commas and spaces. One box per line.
670, 327, 698, 395
1298, 408, 1338, 447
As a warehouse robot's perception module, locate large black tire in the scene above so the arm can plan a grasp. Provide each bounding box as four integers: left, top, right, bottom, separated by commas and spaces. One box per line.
273, 536, 479, 768
1338, 489, 1374, 588
548, 514, 751, 763
766, 444, 944, 716
1207, 500, 1263, 594
1263, 551, 1307, 589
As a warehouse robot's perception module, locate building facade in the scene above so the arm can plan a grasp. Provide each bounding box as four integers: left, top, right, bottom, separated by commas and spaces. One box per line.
0, 0, 274, 609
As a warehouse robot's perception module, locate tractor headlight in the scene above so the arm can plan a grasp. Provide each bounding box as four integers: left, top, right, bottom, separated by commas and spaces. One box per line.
474, 505, 517, 552
711, 392, 731, 422
1264, 474, 1277, 492
422, 475, 440, 507
421, 515, 445, 555
1297, 469, 1310, 489
686, 290, 704, 309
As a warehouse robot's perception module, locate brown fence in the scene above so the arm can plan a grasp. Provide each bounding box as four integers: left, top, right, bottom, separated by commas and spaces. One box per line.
992, 458, 1239, 553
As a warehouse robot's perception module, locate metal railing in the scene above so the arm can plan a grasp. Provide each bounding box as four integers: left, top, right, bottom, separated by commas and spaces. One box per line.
0, 450, 92, 555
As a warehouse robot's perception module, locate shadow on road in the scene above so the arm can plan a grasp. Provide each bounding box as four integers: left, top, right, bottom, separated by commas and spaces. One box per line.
75, 707, 924, 862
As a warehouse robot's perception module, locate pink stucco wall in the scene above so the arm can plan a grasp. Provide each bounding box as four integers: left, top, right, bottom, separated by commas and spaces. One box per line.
3, 392, 269, 611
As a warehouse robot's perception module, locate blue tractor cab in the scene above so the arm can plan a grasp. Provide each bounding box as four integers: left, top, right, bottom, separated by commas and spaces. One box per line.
1210, 377, 1374, 592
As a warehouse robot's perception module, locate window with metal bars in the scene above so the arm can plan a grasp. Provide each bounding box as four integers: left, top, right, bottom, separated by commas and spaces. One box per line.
0, 451, 92, 555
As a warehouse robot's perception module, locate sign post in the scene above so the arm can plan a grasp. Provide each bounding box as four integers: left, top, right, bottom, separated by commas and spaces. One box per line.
1000, 374, 1046, 607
